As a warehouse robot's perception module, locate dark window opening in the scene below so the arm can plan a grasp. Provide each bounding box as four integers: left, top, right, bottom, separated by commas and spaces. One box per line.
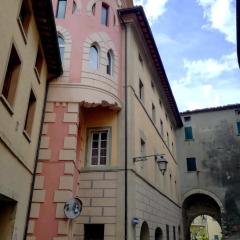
1, 45, 21, 109
89, 45, 99, 70
139, 79, 144, 101
107, 50, 113, 75
58, 34, 65, 62
237, 122, 240, 135
138, 53, 143, 66
35, 46, 43, 81
140, 138, 146, 157
92, 3, 96, 15
56, 0, 67, 18
101, 4, 109, 26
184, 116, 191, 122
84, 224, 104, 240
186, 157, 197, 172
173, 226, 176, 240
184, 126, 193, 140
72, 1, 77, 14
24, 90, 36, 138
18, 0, 31, 36
152, 103, 156, 123
166, 225, 170, 240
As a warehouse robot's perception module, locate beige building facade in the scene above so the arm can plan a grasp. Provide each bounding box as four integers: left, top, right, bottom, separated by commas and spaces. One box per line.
177, 104, 240, 239
0, 0, 62, 239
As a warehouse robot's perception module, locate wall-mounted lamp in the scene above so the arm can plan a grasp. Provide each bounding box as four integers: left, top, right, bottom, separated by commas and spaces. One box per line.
133, 154, 168, 175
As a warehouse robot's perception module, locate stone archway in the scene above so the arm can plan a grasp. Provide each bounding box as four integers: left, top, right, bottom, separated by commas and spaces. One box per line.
140, 221, 150, 240
155, 227, 163, 240
182, 193, 223, 240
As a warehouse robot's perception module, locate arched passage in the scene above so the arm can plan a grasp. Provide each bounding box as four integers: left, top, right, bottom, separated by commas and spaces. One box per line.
140, 221, 150, 240
182, 193, 223, 240
155, 227, 163, 240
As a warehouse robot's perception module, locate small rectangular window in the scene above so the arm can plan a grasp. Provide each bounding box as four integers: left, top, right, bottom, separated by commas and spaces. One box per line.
237, 122, 240, 135
235, 109, 240, 115
1, 45, 21, 110
89, 129, 109, 166
34, 46, 43, 82
18, 0, 31, 40
84, 224, 104, 240
24, 90, 36, 139
184, 127, 193, 140
139, 79, 144, 101
166, 225, 170, 240
152, 103, 156, 123
101, 4, 109, 26
151, 81, 155, 90
56, 0, 67, 18
186, 157, 197, 171
184, 116, 191, 122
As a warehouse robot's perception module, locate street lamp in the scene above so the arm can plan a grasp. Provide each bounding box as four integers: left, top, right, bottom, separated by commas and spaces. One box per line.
133, 154, 168, 175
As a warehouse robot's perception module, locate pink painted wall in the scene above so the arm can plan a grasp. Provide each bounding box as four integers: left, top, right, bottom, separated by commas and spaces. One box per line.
52, 0, 124, 99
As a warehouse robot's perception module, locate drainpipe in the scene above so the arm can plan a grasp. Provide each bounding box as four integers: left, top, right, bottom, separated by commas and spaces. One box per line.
23, 81, 50, 240
124, 21, 128, 240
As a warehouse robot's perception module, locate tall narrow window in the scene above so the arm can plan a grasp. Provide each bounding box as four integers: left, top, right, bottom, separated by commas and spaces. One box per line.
101, 3, 109, 26
58, 34, 65, 62
18, 0, 31, 39
24, 90, 36, 138
140, 138, 146, 157
89, 45, 99, 70
72, 1, 77, 14
56, 0, 67, 18
173, 226, 176, 240
34, 46, 43, 81
139, 79, 144, 101
237, 122, 240, 135
1, 45, 21, 110
166, 225, 170, 240
152, 103, 156, 123
184, 126, 193, 140
89, 129, 109, 166
160, 120, 164, 136
167, 132, 169, 146
92, 3, 96, 15
186, 157, 197, 171
107, 50, 113, 75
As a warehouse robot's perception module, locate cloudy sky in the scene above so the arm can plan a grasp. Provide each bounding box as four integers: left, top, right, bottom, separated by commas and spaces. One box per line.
133, 0, 240, 112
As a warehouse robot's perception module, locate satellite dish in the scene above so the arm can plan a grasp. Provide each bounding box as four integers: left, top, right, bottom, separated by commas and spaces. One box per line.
64, 198, 82, 219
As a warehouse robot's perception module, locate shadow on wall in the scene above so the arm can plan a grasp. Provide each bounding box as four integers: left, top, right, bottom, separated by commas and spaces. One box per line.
201, 121, 240, 233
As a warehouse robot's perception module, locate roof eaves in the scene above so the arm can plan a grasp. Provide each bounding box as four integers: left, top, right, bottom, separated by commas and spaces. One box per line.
32, 0, 63, 79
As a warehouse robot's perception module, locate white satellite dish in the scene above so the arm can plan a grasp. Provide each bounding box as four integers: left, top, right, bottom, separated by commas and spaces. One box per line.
64, 198, 82, 219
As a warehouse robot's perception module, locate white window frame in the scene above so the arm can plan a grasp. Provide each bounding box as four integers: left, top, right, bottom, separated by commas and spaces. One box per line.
87, 128, 111, 167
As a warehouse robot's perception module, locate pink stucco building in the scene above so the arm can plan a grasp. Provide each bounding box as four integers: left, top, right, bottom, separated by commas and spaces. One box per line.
27, 0, 183, 239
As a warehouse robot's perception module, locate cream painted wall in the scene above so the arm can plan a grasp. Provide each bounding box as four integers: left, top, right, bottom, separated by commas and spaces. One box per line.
126, 24, 180, 202
0, 0, 48, 239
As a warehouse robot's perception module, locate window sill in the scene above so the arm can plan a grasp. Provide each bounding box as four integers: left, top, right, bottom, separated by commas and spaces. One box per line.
34, 67, 41, 83
23, 130, 31, 143
0, 94, 14, 115
185, 138, 194, 141
17, 18, 28, 44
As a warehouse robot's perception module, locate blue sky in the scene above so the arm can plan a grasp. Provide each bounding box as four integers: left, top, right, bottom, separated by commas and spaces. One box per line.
133, 0, 240, 111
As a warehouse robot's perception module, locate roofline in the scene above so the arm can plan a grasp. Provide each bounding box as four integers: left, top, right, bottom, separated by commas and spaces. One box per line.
181, 103, 240, 115
32, 0, 63, 79
118, 6, 183, 127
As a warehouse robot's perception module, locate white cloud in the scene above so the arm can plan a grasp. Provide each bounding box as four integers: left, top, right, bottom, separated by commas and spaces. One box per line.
197, 0, 236, 44
180, 52, 238, 85
133, 0, 168, 25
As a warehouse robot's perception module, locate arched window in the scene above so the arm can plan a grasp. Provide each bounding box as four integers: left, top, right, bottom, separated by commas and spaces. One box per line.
140, 222, 150, 240
72, 1, 77, 14
58, 34, 65, 62
101, 3, 109, 26
155, 227, 163, 240
92, 3, 96, 15
107, 50, 113, 75
89, 45, 99, 70
56, 0, 67, 18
